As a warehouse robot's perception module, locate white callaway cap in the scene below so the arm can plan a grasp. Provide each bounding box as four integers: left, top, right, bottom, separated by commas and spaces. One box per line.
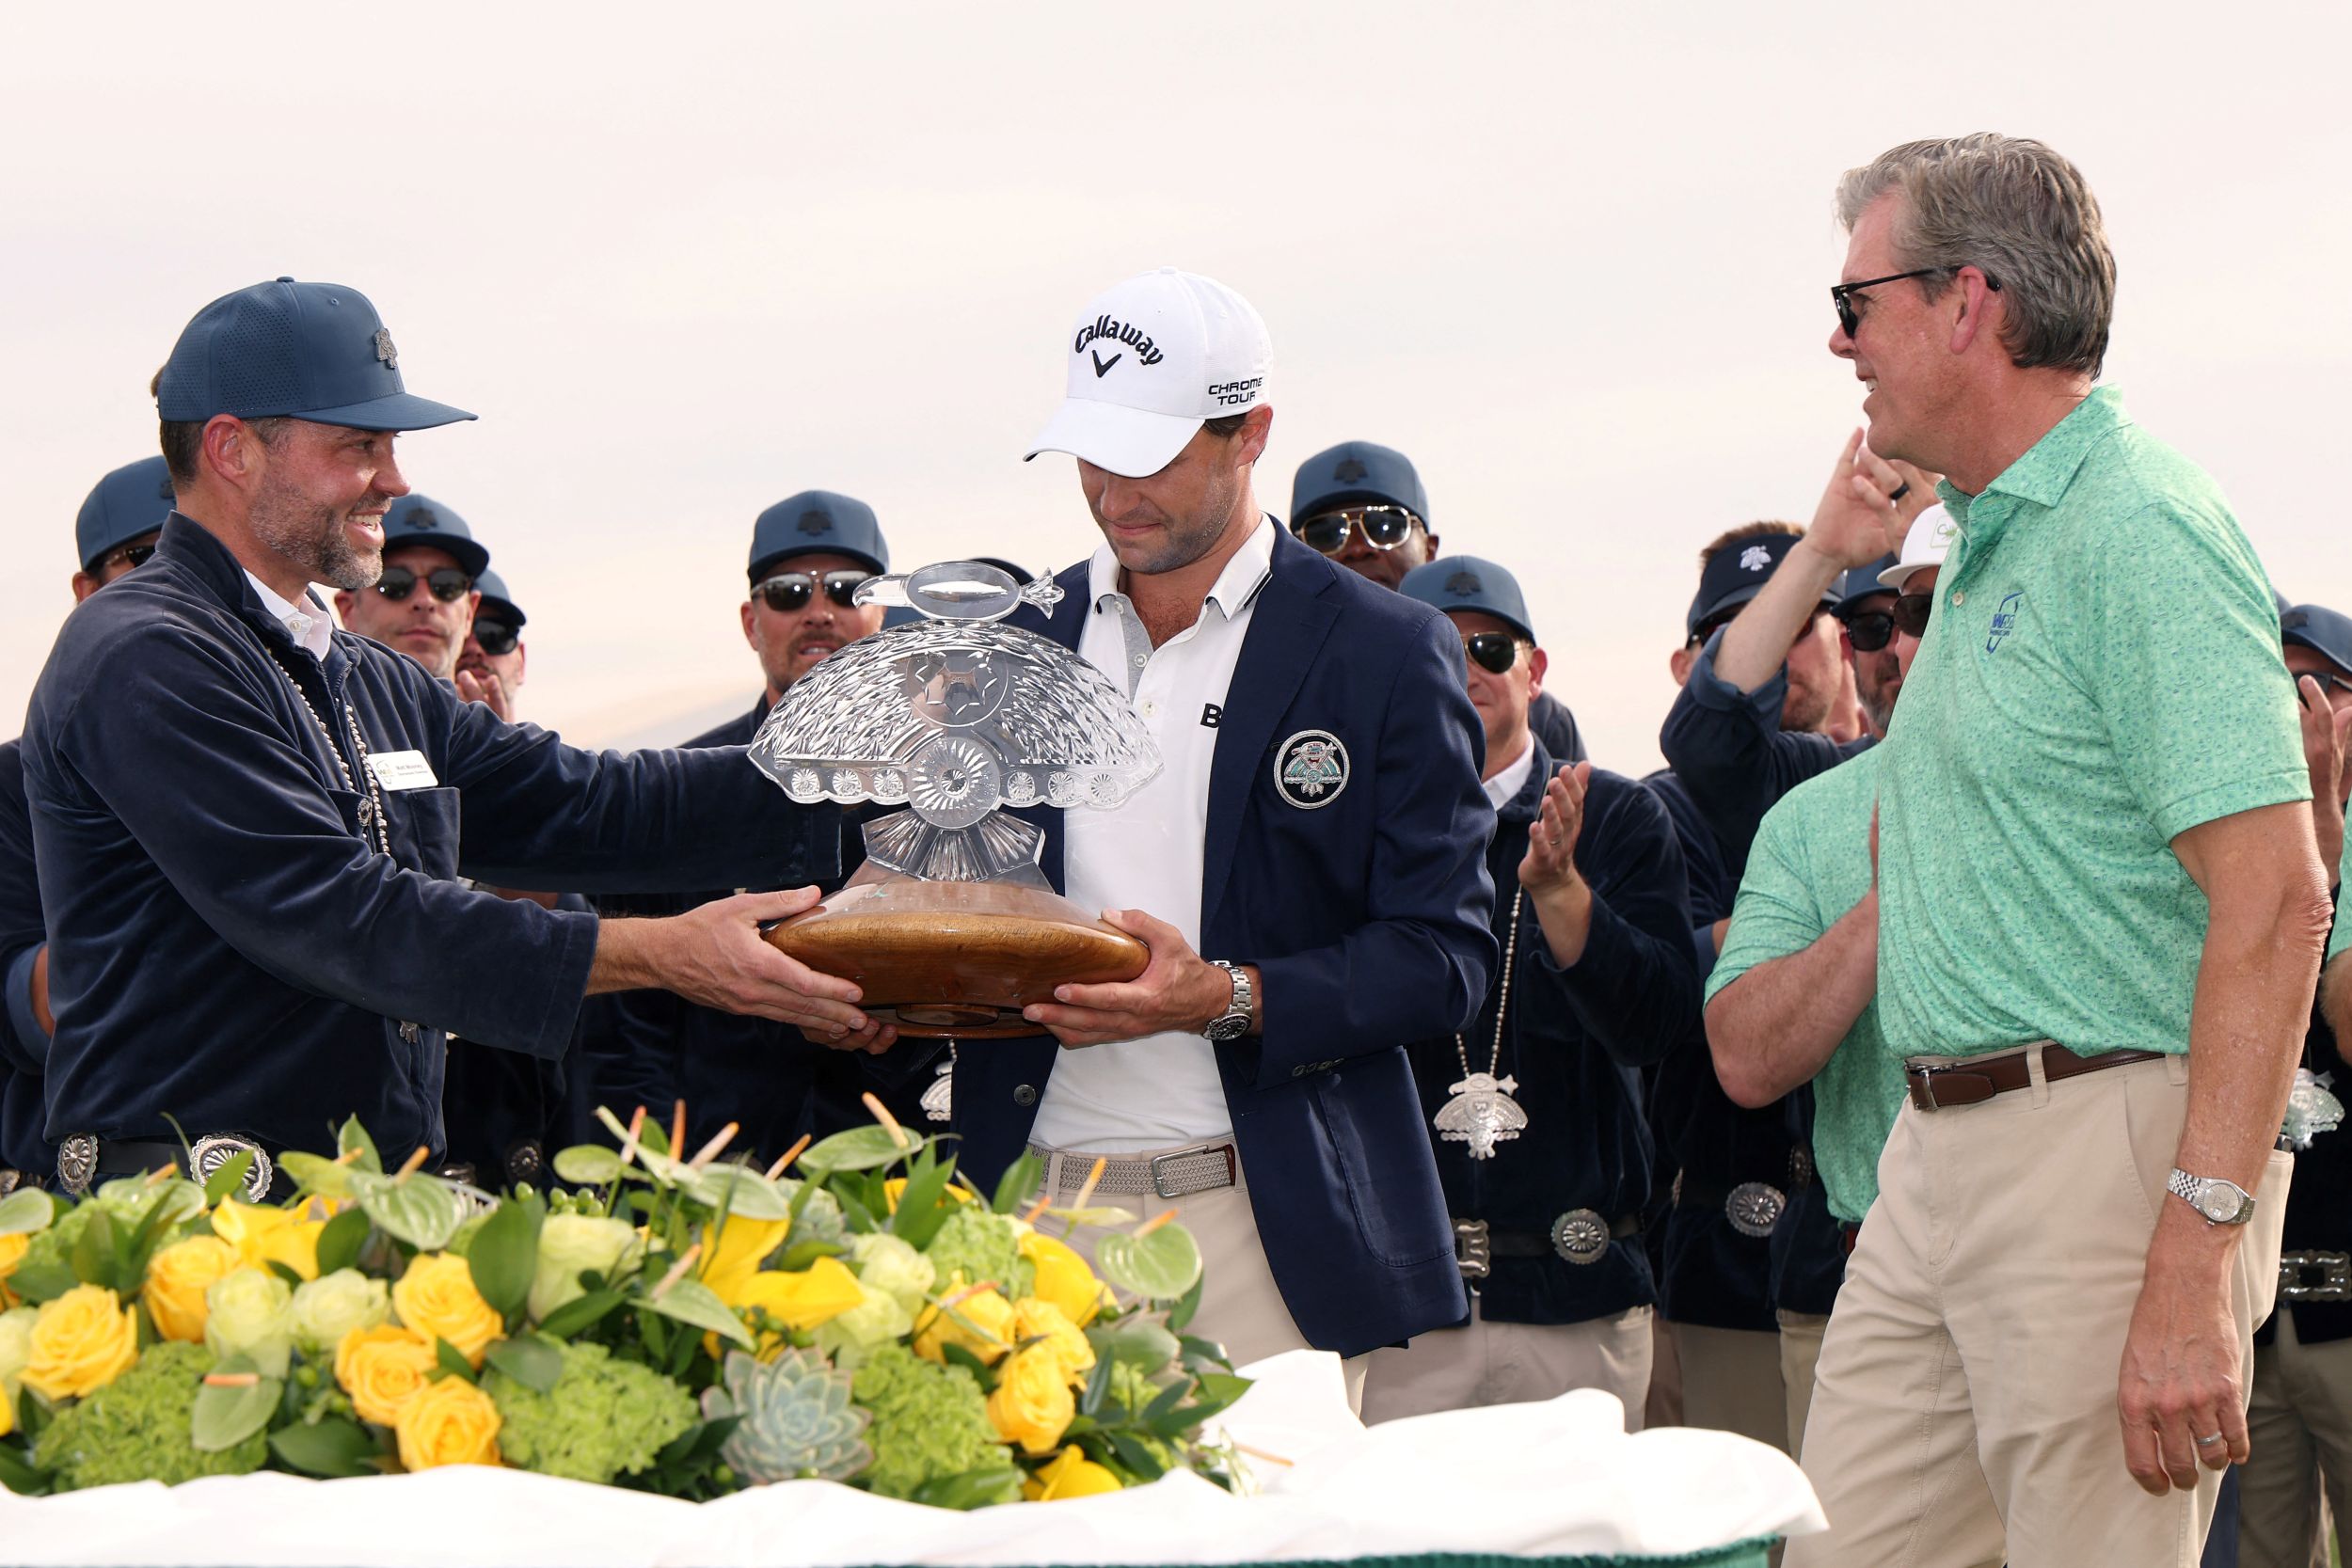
1878, 503, 1957, 592
1023, 267, 1273, 479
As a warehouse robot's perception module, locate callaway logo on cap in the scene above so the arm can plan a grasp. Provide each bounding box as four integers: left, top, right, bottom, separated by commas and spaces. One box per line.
1024, 267, 1273, 479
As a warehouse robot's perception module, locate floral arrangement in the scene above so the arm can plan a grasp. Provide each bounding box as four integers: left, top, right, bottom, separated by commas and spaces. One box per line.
0, 1100, 1245, 1506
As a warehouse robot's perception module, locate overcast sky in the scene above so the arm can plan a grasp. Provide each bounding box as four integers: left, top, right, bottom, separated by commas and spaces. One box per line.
6, 2, 2346, 771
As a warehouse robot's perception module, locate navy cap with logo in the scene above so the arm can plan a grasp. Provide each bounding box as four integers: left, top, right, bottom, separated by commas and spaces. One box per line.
1832, 554, 1899, 616
1292, 441, 1429, 527
748, 490, 889, 582
379, 495, 490, 579
1686, 531, 1839, 641
1399, 556, 1535, 645
75, 455, 176, 571
473, 568, 526, 631
2282, 603, 2352, 677
155, 278, 475, 432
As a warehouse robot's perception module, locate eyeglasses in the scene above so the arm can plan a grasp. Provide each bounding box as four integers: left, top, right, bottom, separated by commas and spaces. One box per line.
1292, 505, 1423, 557
1892, 593, 1933, 638
1830, 266, 1999, 340
754, 569, 871, 614
97, 541, 157, 573
373, 564, 474, 603
1845, 610, 1897, 654
471, 617, 520, 657
2303, 670, 2352, 700
1462, 631, 1525, 675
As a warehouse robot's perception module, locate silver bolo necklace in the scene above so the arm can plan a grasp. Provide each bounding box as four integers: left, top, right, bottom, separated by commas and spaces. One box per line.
1434, 886, 1529, 1160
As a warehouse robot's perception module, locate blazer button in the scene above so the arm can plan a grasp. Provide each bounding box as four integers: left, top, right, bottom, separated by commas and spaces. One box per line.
1013, 1085, 1038, 1106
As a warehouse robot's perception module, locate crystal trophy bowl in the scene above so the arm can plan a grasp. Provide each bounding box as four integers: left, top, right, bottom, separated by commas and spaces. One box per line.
747, 562, 1160, 1037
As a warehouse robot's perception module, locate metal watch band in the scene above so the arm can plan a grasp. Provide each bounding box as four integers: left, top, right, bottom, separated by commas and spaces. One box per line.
1203, 958, 1251, 1040
2167, 1166, 2255, 1225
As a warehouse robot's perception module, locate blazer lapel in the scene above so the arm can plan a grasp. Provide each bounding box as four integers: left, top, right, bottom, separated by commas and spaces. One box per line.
1200, 534, 1341, 929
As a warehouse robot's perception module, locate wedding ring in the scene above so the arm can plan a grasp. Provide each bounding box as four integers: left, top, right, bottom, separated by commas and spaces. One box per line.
1888, 482, 1912, 503
2194, 1433, 2226, 1447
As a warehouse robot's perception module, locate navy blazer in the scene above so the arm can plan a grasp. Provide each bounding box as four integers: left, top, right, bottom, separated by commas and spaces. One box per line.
945, 529, 1498, 1357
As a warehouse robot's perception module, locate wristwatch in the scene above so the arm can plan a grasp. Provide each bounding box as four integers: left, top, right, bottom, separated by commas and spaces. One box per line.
1202, 959, 1253, 1042
2167, 1167, 2256, 1226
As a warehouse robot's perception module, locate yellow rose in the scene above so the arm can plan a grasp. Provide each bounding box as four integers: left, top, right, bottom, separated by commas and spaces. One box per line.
0, 1231, 26, 1308
211, 1199, 324, 1281
1012, 1297, 1096, 1386
394, 1371, 502, 1471
335, 1323, 440, 1426
913, 1281, 1014, 1367
1024, 1445, 1122, 1501
1019, 1232, 1113, 1329
986, 1343, 1075, 1456
391, 1253, 502, 1368
141, 1235, 243, 1343
23, 1284, 139, 1401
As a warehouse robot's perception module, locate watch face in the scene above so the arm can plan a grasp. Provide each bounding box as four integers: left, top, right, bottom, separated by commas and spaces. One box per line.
2198, 1187, 2239, 1223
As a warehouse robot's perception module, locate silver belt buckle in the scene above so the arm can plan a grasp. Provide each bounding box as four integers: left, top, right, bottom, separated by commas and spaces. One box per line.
190, 1134, 276, 1204
56, 1134, 100, 1196
2280, 1250, 2352, 1302
1149, 1142, 1236, 1200
1454, 1217, 1492, 1280
1551, 1209, 1613, 1265
1726, 1181, 1788, 1239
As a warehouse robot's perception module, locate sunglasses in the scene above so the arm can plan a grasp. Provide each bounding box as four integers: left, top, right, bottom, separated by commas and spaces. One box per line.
1462, 631, 1525, 675
373, 564, 474, 603
1830, 266, 2000, 340
2304, 670, 2352, 700
753, 569, 872, 614
97, 541, 158, 572
1292, 505, 1423, 557
471, 617, 519, 657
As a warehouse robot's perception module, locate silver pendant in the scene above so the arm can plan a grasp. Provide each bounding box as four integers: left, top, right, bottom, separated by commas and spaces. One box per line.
1435, 1071, 1527, 1160
920, 1059, 954, 1123
399, 1020, 421, 1045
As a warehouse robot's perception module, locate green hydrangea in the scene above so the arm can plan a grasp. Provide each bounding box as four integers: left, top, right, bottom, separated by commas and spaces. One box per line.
920, 1208, 1033, 1299
20, 1201, 101, 1276
850, 1343, 1004, 1500
34, 1342, 267, 1491
485, 1340, 697, 1484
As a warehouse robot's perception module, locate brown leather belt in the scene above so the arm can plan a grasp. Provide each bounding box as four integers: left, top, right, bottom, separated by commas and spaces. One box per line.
1904, 1044, 2166, 1112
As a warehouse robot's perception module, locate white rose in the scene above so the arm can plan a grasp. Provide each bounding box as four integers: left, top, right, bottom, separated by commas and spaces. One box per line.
290, 1269, 390, 1354
0, 1305, 37, 1396
204, 1267, 297, 1378
849, 1233, 935, 1314
528, 1214, 640, 1323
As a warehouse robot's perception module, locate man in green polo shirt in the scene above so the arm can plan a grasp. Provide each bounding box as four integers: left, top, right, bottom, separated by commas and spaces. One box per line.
1785, 135, 2328, 1568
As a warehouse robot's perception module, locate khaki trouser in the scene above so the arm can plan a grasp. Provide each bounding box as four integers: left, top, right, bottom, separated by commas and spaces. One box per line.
1677, 1323, 1790, 1452
1778, 1308, 1831, 1460
2238, 1308, 2352, 1568
1788, 1053, 2290, 1568
1035, 1144, 1369, 1412
1646, 1311, 1686, 1429
1360, 1303, 1652, 1428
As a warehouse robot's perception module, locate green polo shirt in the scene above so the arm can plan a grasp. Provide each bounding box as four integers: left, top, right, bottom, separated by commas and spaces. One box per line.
2329, 830, 2352, 962
1876, 388, 2307, 1059
1707, 747, 1902, 1222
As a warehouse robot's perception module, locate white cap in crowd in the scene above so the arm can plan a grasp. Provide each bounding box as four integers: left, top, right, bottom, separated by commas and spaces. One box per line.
1878, 503, 1957, 593
1024, 267, 1272, 479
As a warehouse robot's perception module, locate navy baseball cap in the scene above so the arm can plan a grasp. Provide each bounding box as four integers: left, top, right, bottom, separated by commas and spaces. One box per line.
473, 567, 526, 630
2282, 603, 2352, 676
75, 455, 176, 570
1686, 531, 1838, 641
1833, 554, 1899, 616
379, 495, 489, 579
749, 491, 889, 581
1292, 441, 1429, 525
1400, 556, 1535, 644
155, 278, 475, 431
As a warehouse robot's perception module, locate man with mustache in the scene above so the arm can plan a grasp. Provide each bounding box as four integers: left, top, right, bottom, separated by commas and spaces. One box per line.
19, 278, 882, 1196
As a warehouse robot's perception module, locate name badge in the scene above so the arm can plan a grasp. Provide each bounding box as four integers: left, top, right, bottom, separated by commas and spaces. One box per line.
366, 751, 439, 792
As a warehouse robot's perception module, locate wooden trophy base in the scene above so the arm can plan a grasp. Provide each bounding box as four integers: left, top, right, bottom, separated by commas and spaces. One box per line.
762, 878, 1149, 1037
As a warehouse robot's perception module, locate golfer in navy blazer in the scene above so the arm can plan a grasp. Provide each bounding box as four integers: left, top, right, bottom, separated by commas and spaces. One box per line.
940, 269, 1497, 1373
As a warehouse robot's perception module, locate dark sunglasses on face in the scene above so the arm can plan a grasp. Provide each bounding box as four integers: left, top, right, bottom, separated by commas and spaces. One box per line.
754, 569, 871, 614
373, 564, 474, 603
2302, 669, 2352, 700
1892, 593, 1933, 638
470, 618, 519, 657
1829, 266, 2000, 340
1292, 505, 1423, 557
97, 541, 158, 572
1845, 610, 1897, 654
1462, 631, 1524, 675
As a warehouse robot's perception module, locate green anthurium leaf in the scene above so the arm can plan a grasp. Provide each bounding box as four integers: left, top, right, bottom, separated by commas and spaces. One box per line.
268, 1416, 379, 1479
909, 1465, 1024, 1512
0, 1188, 56, 1236
3, 1260, 79, 1304
336, 1118, 383, 1173
1093, 1223, 1202, 1301
277, 1152, 357, 1202
1086, 1319, 1181, 1377
551, 1145, 625, 1186
312, 1206, 372, 1278
991, 1149, 1044, 1215
483, 1333, 564, 1394
466, 1195, 542, 1322
535, 1285, 628, 1341
191, 1355, 282, 1452
1166, 1271, 1206, 1334
642, 1276, 755, 1350
348, 1170, 466, 1253
72, 1204, 119, 1291
797, 1125, 910, 1174
201, 1151, 257, 1209
684, 1164, 787, 1220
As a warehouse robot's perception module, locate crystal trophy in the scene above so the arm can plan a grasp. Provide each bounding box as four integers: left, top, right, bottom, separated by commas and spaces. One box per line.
746, 562, 1160, 1036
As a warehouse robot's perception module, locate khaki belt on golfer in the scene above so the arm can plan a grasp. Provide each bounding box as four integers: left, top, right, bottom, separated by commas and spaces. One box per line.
1030, 1140, 1238, 1200
1903, 1044, 2165, 1112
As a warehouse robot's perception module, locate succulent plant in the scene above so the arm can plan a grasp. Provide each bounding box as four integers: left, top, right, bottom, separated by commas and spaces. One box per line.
700, 1347, 874, 1484
777, 1180, 848, 1249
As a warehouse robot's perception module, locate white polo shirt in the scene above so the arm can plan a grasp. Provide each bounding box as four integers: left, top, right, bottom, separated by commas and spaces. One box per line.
1026, 517, 1276, 1154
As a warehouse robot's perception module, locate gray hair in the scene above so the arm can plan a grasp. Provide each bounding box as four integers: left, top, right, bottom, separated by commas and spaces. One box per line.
1836, 134, 2115, 378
